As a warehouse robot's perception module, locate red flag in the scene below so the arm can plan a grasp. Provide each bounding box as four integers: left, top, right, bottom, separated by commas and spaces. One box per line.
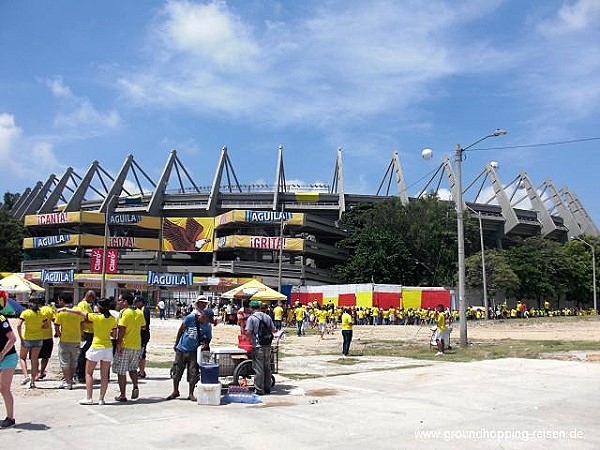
90, 248, 104, 273
105, 249, 119, 274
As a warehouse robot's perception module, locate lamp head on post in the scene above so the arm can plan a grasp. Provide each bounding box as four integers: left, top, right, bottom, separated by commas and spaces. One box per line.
419, 128, 507, 347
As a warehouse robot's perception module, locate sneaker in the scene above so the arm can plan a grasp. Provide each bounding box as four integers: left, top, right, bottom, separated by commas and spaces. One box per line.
29, 383, 36, 389
0, 417, 16, 428
98, 399, 106, 405
435, 352, 444, 356
58, 382, 72, 390
21, 377, 30, 386
79, 398, 94, 405
131, 387, 139, 400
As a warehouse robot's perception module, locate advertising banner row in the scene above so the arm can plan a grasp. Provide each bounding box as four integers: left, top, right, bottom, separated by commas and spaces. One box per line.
30, 269, 257, 288
290, 284, 451, 309
24, 210, 307, 253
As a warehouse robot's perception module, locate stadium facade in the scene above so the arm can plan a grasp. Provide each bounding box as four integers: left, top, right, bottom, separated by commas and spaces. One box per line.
9, 146, 598, 303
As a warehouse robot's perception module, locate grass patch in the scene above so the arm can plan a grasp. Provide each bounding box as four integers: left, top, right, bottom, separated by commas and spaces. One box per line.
328, 357, 360, 365
355, 339, 600, 362
147, 360, 174, 369
282, 373, 323, 380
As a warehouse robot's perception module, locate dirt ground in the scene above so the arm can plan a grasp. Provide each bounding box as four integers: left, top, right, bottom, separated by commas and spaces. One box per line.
5, 315, 600, 401
146, 315, 600, 362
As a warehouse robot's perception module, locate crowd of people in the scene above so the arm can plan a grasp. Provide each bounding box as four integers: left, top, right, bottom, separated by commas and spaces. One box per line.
1, 290, 597, 429
0, 290, 151, 427
235, 300, 598, 330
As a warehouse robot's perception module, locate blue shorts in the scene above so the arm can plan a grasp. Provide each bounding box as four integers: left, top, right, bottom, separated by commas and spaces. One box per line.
23, 339, 43, 348
0, 353, 18, 370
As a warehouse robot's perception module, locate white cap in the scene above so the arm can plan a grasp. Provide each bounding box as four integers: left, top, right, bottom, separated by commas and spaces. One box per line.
196, 295, 209, 303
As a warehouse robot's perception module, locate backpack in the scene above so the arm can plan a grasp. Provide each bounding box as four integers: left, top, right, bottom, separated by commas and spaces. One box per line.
256, 314, 273, 346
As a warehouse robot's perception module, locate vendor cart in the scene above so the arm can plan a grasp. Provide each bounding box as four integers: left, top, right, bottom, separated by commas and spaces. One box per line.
199, 332, 283, 390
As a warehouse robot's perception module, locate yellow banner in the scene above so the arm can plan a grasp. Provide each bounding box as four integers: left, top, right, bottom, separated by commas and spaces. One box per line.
24, 234, 80, 248
217, 235, 304, 252
24, 234, 160, 250
162, 217, 214, 252
106, 213, 161, 229
25, 211, 84, 226
215, 210, 305, 228
295, 192, 320, 202
25, 211, 161, 229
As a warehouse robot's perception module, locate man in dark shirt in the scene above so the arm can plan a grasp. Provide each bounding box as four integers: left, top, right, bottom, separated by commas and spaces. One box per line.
244, 301, 276, 395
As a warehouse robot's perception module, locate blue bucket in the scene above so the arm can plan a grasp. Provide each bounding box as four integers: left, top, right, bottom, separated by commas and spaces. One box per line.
200, 364, 219, 384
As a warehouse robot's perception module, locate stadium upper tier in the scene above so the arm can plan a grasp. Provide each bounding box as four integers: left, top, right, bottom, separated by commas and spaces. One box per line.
10, 146, 597, 240
9, 147, 598, 286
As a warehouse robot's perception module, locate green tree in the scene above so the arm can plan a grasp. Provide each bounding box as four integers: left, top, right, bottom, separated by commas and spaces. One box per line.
466, 249, 520, 304
336, 196, 472, 286
0, 192, 25, 271
564, 237, 599, 307
505, 236, 569, 308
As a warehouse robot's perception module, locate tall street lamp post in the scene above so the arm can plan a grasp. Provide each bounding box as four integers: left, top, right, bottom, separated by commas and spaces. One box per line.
422, 129, 506, 346
573, 236, 597, 313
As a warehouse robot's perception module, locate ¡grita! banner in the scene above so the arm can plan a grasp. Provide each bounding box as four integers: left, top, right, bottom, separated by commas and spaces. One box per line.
162, 217, 214, 252
217, 235, 304, 252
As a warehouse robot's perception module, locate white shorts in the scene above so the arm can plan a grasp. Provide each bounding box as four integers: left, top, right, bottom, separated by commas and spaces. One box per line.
434, 329, 445, 341
86, 348, 114, 363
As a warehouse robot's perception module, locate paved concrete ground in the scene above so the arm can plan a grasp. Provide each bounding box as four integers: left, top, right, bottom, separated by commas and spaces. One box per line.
1, 357, 599, 449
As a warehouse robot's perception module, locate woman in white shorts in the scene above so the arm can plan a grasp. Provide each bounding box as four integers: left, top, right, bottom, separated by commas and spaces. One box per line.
60, 299, 117, 405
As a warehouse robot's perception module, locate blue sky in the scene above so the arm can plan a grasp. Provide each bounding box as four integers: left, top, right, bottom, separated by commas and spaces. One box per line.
1, 0, 599, 226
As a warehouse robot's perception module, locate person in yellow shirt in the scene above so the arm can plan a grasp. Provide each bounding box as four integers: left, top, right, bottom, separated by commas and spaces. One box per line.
317, 307, 329, 340
36, 300, 55, 381
341, 308, 353, 357
114, 293, 146, 402
16, 299, 49, 388
371, 307, 379, 326
273, 301, 284, 331
434, 304, 448, 356
60, 298, 117, 405
54, 294, 84, 390
294, 303, 305, 336
75, 290, 96, 383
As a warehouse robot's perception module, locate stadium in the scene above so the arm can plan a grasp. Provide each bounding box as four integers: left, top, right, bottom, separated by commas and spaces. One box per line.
8, 146, 598, 303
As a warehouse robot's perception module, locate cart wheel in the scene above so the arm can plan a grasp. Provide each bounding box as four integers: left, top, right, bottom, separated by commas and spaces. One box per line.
232, 359, 254, 386
270, 375, 276, 388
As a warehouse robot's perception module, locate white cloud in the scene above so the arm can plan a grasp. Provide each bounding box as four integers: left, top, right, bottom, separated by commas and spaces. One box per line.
31, 142, 58, 169
520, 0, 600, 121
158, 0, 260, 71
537, 0, 600, 36
115, 0, 600, 164
0, 113, 61, 184
0, 113, 25, 176
118, 1, 510, 126
46, 77, 121, 133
